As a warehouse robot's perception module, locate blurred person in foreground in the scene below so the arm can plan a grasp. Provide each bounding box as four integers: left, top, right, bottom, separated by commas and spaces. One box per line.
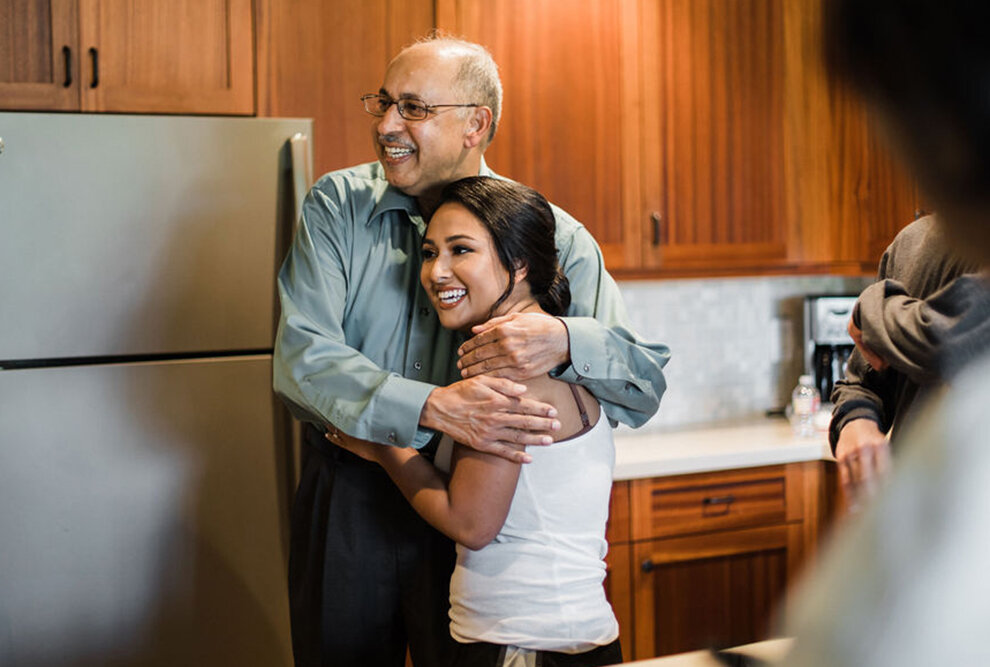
785, 2, 990, 665
829, 212, 983, 507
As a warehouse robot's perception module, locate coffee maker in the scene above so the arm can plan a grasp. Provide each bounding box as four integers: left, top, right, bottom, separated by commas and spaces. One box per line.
803, 295, 858, 402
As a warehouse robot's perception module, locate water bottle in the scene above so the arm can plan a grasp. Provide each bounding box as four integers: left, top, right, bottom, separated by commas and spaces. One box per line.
791, 374, 821, 437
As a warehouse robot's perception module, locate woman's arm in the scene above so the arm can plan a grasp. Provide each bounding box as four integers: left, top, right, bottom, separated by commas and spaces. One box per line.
331, 430, 521, 550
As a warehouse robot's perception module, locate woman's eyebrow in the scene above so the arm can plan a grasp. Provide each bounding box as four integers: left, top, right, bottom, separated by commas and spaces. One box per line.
444, 234, 476, 243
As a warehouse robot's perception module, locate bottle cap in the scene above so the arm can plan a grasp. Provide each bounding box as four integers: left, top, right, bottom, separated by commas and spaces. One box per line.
799, 374, 814, 385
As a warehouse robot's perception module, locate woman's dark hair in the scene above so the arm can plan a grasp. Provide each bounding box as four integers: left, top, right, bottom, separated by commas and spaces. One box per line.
436, 176, 571, 317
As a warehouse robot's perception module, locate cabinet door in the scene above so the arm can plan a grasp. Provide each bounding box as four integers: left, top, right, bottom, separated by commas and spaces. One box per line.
436, 0, 642, 270
77, 0, 254, 114
633, 523, 802, 659
782, 0, 923, 272
0, 0, 79, 109
255, 0, 434, 177
604, 542, 633, 660
639, 0, 788, 271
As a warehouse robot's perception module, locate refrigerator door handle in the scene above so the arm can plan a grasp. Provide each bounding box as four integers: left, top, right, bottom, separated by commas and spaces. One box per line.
290, 133, 313, 227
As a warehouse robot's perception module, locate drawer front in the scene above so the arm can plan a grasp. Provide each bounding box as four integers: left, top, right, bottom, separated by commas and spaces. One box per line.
631, 466, 788, 540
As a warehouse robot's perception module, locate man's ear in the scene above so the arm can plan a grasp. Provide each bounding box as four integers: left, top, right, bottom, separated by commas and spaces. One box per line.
463, 106, 493, 148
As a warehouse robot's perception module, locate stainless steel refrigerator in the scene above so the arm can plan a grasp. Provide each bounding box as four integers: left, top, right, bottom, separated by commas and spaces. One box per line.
0, 112, 311, 666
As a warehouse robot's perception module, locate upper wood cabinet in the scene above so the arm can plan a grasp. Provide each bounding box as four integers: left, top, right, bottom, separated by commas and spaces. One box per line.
255, 0, 434, 177
0, 0, 254, 115
438, 0, 920, 276
435, 0, 637, 270
638, 0, 789, 272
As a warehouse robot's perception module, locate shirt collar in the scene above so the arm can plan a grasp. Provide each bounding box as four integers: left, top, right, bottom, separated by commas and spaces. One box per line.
366, 158, 495, 232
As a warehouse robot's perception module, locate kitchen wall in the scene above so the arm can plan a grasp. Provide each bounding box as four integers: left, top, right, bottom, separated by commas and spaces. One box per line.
616, 274, 873, 433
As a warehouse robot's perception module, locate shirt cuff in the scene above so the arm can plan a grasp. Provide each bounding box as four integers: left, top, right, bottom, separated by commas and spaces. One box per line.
552, 316, 610, 382
370, 374, 438, 448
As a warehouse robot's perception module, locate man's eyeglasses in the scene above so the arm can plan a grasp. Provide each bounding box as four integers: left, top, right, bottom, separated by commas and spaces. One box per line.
361, 93, 480, 121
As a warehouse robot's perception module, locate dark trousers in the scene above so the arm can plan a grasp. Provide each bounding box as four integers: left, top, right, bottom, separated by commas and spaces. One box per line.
452, 639, 623, 667
288, 423, 457, 667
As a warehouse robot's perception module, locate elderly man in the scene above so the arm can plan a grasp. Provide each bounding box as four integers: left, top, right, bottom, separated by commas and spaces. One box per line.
274, 36, 669, 666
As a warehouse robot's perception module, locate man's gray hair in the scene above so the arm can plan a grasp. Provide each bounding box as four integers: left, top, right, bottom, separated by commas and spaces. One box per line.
399, 34, 503, 144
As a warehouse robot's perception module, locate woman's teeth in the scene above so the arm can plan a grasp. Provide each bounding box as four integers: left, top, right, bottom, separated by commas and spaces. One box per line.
438, 288, 466, 304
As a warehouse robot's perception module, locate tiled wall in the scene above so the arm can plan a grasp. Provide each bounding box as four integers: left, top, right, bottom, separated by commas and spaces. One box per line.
616, 275, 872, 433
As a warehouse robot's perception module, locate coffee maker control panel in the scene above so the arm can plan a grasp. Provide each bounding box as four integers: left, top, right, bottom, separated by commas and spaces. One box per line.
804, 295, 859, 403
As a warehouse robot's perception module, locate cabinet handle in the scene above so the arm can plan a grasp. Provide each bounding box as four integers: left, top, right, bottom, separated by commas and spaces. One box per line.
88, 47, 99, 88
702, 494, 735, 506
641, 558, 656, 573
62, 46, 72, 87
650, 212, 662, 246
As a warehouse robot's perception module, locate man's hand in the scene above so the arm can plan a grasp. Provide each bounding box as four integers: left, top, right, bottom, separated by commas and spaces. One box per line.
835, 418, 891, 510
420, 375, 561, 463
848, 317, 889, 371
458, 312, 570, 381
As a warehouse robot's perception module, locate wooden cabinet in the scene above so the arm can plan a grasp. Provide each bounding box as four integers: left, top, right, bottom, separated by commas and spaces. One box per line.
638, 0, 789, 272
437, 0, 919, 276
0, 0, 254, 114
435, 0, 638, 269
607, 461, 826, 661
256, 0, 434, 177
781, 0, 923, 273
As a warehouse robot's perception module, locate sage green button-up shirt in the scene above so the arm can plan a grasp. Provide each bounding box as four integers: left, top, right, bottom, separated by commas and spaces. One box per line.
273, 161, 670, 448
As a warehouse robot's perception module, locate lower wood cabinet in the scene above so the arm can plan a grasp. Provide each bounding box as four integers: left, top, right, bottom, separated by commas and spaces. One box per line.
605, 460, 827, 661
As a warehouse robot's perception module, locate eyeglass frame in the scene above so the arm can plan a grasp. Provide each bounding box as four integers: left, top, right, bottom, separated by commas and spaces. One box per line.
360, 93, 481, 121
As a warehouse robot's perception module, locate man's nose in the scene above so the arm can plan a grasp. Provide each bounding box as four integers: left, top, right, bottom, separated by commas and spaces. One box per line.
377, 102, 405, 134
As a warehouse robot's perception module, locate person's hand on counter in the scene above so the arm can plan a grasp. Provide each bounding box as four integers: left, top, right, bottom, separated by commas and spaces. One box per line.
834, 418, 891, 509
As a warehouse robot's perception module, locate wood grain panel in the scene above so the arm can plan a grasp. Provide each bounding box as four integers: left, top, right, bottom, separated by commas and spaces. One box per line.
78, 0, 254, 114
0, 0, 79, 109
640, 0, 788, 270
256, 0, 433, 177
631, 465, 789, 540
436, 0, 638, 269
633, 524, 790, 658
782, 0, 921, 270
607, 480, 631, 544
604, 542, 634, 660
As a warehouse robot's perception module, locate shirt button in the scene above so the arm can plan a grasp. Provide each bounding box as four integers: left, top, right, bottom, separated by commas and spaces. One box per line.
413, 361, 423, 370
420, 307, 430, 316
388, 432, 397, 443
582, 363, 591, 373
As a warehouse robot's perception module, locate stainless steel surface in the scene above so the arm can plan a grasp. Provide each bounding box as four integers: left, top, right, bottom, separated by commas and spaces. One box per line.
0, 113, 311, 665
0, 357, 292, 665
0, 112, 311, 361
803, 295, 858, 401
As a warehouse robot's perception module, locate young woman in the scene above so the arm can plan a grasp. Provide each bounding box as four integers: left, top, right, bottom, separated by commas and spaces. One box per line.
333, 176, 621, 667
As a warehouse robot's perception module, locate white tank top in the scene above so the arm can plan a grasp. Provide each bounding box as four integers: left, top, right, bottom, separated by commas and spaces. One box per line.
437, 407, 619, 652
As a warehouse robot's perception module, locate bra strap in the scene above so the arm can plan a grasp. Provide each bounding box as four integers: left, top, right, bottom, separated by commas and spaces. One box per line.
568, 383, 591, 428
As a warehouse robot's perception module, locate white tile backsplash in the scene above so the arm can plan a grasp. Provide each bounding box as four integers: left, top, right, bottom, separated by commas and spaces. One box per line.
617, 274, 872, 433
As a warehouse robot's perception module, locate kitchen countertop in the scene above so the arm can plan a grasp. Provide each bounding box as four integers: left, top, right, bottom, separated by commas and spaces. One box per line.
619, 638, 794, 665
613, 418, 833, 481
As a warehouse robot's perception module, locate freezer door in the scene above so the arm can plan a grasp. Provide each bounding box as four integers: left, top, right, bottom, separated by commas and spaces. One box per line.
0, 356, 294, 666
0, 112, 312, 361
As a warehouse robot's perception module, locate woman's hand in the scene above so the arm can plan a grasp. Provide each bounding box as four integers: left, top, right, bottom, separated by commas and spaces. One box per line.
325, 425, 391, 463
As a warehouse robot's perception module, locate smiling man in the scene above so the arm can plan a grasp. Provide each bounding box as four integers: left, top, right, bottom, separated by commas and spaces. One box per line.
273, 36, 670, 667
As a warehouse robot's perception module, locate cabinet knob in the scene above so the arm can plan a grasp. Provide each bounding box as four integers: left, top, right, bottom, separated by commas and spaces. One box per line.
641, 558, 656, 573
